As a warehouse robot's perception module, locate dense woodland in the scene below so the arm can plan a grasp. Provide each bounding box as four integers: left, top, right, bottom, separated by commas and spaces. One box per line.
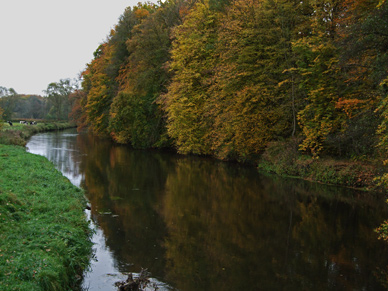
1, 0, 388, 183
72, 0, 388, 168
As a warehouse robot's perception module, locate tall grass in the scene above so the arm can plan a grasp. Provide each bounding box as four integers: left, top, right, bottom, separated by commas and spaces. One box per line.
0, 144, 92, 290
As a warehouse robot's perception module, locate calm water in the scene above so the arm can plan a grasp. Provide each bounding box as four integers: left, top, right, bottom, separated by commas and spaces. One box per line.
26, 129, 388, 291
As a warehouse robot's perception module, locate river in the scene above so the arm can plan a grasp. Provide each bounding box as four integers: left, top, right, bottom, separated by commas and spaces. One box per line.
26, 129, 388, 291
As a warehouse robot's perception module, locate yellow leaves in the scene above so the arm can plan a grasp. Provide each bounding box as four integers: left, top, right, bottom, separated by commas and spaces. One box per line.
298, 95, 338, 157
162, 0, 220, 155
378, 0, 387, 8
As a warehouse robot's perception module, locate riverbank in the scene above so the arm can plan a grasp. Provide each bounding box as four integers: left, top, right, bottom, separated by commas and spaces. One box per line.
0, 121, 77, 146
0, 123, 92, 290
258, 139, 386, 192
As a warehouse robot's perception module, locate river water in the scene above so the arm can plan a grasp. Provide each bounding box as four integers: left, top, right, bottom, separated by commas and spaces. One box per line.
26, 129, 388, 291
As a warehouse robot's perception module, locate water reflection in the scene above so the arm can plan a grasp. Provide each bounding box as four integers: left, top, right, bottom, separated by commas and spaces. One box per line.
26, 131, 84, 187
161, 160, 388, 290
27, 129, 388, 290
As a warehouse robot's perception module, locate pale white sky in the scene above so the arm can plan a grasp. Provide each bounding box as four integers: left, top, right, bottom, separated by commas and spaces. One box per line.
0, 0, 158, 95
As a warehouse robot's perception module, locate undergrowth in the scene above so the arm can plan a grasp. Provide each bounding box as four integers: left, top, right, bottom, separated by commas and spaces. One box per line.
258, 138, 383, 191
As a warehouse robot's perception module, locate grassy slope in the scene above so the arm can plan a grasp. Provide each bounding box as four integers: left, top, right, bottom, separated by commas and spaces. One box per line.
0, 122, 76, 146
0, 123, 92, 291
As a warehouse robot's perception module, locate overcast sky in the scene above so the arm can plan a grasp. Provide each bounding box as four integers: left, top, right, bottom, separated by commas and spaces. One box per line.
0, 0, 158, 95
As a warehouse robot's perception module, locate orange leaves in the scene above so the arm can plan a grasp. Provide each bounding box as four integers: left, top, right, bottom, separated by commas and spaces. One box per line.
335, 98, 368, 118
134, 8, 150, 20
178, 6, 190, 18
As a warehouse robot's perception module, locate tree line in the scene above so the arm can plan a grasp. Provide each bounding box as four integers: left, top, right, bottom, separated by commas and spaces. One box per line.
3, 0, 388, 175
0, 79, 79, 121
73, 0, 388, 165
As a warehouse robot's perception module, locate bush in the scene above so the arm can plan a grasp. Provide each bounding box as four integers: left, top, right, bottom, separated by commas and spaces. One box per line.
258, 137, 380, 190
258, 137, 304, 176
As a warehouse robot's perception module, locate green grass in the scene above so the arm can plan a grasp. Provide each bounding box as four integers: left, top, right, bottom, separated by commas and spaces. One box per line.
0, 144, 92, 290
0, 121, 76, 146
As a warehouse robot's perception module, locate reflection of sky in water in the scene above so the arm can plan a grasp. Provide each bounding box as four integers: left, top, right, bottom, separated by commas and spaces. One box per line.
27, 131, 125, 290
27, 132, 84, 187
82, 210, 126, 291
26, 130, 171, 291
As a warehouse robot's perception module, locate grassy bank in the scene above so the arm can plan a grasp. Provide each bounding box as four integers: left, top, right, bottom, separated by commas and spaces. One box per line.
258, 139, 386, 192
0, 123, 92, 290
0, 121, 76, 146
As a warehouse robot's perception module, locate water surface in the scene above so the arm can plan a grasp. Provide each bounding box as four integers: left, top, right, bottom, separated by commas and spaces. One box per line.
27, 129, 388, 290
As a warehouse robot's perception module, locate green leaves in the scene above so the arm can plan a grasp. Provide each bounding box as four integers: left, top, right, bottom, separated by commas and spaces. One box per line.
0, 86, 18, 121
44, 79, 77, 121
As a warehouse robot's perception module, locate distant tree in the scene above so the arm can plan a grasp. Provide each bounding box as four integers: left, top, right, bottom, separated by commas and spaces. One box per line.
44, 79, 77, 120
28, 95, 45, 119
0, 86, 18, 121
11, 95, 45, 119
0, 107, 3, 128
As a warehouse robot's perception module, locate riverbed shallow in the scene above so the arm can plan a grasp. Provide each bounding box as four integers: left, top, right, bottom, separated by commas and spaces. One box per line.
27, 129, 388, 290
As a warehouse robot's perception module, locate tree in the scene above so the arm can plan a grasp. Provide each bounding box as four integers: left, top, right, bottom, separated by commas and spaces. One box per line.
0, 86, 18, 121
81, 6, 142, 136
208, 0, 300, 160
82, 43, 116, 135
44, 79, 77, 120
162, 0, 219, 155
292, 0, 348, 157
110, 0, 186, 148
27, 95, 45, 119
164, 0, 303, 160
69, 89, 88, 129
0, 107, 3, 130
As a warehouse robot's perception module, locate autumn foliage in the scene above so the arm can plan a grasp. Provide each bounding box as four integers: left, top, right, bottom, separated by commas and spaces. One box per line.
75, 0, 388, 166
